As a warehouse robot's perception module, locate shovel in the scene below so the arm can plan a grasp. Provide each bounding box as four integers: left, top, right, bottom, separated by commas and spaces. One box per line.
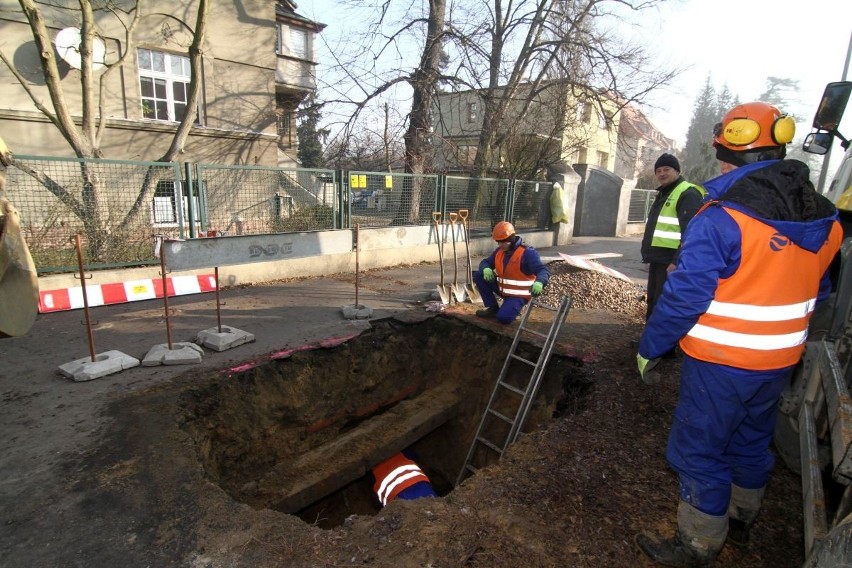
448, 212, 467, 303
432, 212, 451, 304
458, 209, 483, 305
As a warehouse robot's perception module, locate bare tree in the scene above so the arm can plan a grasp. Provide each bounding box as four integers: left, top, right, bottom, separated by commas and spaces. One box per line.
318, 0, 678, 223
0, 0, 209, 259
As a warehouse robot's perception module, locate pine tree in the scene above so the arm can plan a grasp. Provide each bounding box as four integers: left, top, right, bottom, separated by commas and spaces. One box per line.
297, 95, 329, 169
682, 76, 720, 184
758, 77, 802, 120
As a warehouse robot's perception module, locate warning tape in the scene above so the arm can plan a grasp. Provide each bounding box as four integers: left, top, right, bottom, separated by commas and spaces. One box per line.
558, 253, 632, 283
38, 274, 218, 313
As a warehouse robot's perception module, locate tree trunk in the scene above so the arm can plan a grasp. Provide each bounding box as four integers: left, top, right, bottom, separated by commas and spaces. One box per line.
397, 0, 446, 226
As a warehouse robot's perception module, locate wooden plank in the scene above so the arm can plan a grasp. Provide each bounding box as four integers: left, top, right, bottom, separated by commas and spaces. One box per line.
255, 382, 460, 513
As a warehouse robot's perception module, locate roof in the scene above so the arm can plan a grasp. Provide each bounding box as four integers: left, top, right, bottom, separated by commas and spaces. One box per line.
276, 0, 327, 30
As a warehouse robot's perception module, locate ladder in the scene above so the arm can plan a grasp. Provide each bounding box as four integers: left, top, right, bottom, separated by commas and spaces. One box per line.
456, 295, 573, 486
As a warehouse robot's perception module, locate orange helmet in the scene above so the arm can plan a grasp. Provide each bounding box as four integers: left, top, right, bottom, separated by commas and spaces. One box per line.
492, 221, 515, 241
713, 102, 794, 165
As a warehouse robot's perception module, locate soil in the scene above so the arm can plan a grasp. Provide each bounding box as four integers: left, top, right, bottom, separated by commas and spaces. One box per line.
0, 247, 805, 568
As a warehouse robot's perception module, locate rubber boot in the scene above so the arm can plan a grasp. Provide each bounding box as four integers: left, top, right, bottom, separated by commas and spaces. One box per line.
636, 501, 727, 567
727, 484, 764, 547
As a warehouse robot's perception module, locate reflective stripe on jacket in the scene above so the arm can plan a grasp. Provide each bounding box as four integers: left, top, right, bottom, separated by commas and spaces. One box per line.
496, 246, 536, 299
372, 453, 431, 506
680, 208, 843, 370
650, 180, 706, 249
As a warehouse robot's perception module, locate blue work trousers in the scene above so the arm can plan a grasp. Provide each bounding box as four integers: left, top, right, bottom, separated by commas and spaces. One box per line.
666, 354, 792, 516
472, 270, 528, 324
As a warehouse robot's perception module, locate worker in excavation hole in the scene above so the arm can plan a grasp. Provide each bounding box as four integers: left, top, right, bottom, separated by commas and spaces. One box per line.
371, 450, 437, 507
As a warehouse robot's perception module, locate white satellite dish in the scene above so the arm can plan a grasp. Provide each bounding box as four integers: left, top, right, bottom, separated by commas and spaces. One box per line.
54, 27, 105, 71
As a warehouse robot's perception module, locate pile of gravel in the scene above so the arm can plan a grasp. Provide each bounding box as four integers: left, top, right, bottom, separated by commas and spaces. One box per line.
538, 262, 646, 320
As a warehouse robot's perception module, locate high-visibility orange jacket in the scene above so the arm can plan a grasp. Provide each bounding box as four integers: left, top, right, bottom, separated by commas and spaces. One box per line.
495, 246, 536, 300
639, 160, 843, 366
372, 453, 431, 506
679, 207, 843, 369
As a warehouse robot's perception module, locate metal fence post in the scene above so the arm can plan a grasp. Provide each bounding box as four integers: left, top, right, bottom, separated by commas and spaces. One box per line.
506, 178, 516, 222
183, 162, 195, 238
195, 163, 209, 234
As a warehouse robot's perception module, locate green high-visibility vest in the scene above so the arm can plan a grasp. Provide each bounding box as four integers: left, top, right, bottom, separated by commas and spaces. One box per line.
650, 180, 706, 249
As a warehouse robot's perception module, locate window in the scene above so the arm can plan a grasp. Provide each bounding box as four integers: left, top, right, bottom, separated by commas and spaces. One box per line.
290, 28, 307, 59
597, 151, 609, 168
138, 48, 198, 123
467, 102, 477, 122
277, 109, 294, 148
577, 102, 592, 123
278, 24, 309, 59
457, 145, 477, 165
598, 111, 607, 129
576, 148, 587, 164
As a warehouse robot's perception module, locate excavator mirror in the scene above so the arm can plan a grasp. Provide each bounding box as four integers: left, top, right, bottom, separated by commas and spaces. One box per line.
812, 81, 852, 132
803, 131, 833, 155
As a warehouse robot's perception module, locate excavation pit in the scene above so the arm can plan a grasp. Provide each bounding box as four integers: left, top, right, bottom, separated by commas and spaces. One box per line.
179, 314, 593, 528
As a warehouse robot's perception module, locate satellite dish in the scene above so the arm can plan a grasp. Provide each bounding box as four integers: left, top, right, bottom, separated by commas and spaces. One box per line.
54, 27, 105, 71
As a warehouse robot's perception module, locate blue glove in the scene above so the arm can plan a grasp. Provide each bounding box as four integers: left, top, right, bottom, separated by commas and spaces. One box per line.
483, 267, 495, 282
636, 353, 661, 385
531, 281, 544, 296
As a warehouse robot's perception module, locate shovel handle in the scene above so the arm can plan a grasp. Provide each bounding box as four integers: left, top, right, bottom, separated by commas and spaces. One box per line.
449, 212, 458, 224
458, 209, 469, 221
432, 211, 442, 223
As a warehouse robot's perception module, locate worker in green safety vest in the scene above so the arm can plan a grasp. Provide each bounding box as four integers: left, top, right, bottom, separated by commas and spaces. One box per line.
640, 153, 706, 323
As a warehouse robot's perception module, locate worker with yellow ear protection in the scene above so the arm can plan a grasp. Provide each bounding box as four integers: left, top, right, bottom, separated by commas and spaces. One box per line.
635, 102, 843, 567
473, 221, 549, 324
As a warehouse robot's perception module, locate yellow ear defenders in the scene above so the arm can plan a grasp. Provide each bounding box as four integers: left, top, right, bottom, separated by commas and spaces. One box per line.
722, 115, 795, 146
714, 102, 795, 150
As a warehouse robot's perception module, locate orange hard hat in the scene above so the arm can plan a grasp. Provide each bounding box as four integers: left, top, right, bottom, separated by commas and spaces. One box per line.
713, 101, 795, 152
492, 221, 515, 241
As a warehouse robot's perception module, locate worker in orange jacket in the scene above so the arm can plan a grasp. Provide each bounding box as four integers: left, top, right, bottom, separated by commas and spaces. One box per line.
636, 101, 843, 567
371, 450, 437, 507
473, 221, 550, 324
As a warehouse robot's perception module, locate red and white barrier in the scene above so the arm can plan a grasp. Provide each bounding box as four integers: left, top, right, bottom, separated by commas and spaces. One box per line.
558, 253, 632, 283
38, 274, 218, 313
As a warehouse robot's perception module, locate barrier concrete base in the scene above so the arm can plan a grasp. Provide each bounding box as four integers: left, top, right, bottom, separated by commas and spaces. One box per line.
58, 350, 141, 382
196, 326, 255, 352
142, 342, 204, 366
341, 303, 372, 320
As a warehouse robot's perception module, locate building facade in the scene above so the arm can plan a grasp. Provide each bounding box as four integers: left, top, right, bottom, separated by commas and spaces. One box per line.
432, 82, 670, 182
0, 0, 322, 167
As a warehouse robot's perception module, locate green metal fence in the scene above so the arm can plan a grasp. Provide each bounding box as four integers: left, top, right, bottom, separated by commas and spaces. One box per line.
4, 155, 553, 274
444, 176, 510, 235
346, 171, 439, 228
195, 164, 339, 235
510, 180, 551, 231
628, 189, 656, 223
6, 155, 181, 273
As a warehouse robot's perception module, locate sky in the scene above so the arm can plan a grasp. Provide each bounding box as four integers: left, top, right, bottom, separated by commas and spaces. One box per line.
625, 0, 852, 148
301, 0, 852, 166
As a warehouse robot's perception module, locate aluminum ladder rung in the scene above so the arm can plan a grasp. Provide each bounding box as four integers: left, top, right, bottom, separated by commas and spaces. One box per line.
497, 381, 525, 396
456, 296, 573, 487
510, 353, 536, 366
521, 328, 548, 340
487, 408, 514, 424
476, 436, 503, 455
